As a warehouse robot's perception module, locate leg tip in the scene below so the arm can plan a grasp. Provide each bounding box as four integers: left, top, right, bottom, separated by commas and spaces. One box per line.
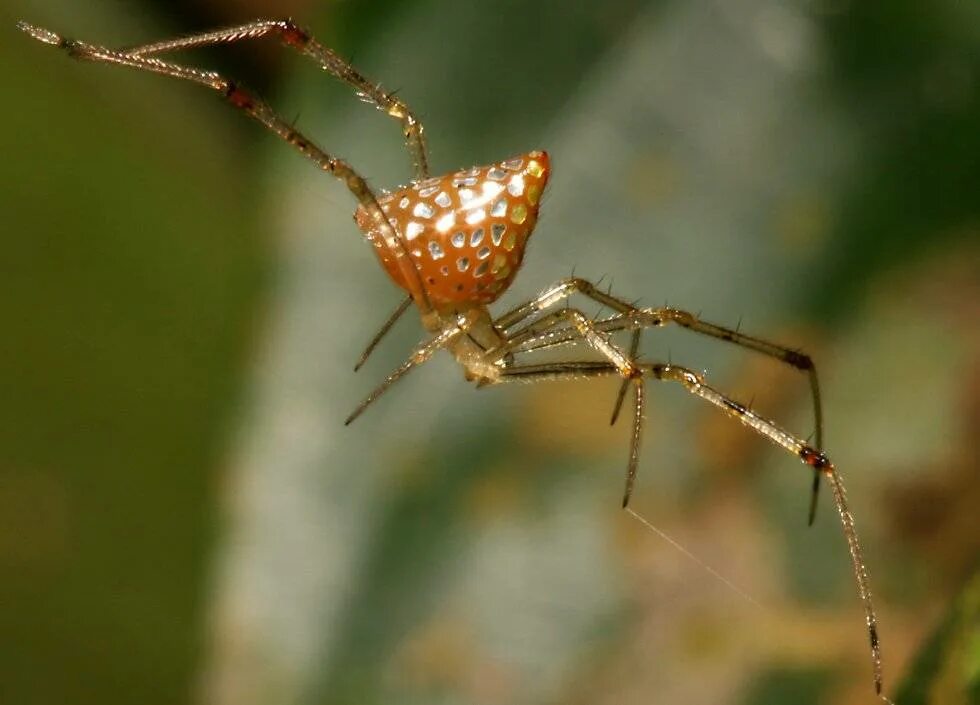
17, 21, 63, 46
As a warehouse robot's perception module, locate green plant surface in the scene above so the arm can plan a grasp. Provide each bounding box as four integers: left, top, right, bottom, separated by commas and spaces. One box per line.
895, 569, 980, 705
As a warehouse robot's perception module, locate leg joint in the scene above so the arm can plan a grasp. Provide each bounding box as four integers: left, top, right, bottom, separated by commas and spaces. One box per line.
224, 81, 255, 110
559, 276, 593, 294
800, 446, 833, 473
649, 363, 703, 388
785, 349, 814, 370
642, 306, 696, 327
276, 19, 310, 48
63, 39, 85, 58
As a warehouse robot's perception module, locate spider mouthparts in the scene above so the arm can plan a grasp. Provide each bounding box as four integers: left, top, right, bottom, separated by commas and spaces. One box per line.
17, 21, 63, 46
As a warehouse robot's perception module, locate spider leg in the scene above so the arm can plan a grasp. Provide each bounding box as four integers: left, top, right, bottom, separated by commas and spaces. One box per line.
644, 362, 882, 699
17, 21, 435, 316
492, 307, 639, 380
599, 307, 825, 524
491, 360, 886, 700
495, 277, 643, 423
496, 324, 588, 356
624, 376, 645, 507
500, 294, 827, 524
354, 294, 413, 371
610, 331, 642, 425
344, 324, 463, 425
496, 277, 638, 329
114, 19, 429, 178
490, 312, 596, 359
492, 311, 640, 423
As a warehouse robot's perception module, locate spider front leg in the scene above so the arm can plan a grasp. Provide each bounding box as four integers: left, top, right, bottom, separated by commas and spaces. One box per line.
17, 21, 434, 315
491, 360, 887, 701
117, 18, 429, 178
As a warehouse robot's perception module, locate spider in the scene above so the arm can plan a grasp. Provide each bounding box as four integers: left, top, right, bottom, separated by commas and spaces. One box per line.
19, 18, 890, 701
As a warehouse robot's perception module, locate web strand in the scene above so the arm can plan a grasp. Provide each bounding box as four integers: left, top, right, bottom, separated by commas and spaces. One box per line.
625, 507, 761, 609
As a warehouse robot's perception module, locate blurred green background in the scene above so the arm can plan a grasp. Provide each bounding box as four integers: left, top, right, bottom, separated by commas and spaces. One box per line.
2, 1, 978, 704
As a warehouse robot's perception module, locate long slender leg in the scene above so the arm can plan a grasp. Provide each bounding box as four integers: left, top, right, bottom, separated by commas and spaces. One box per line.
496, 277, 638, 329
623, 377, 645, 507
490, 360, 886, 701
493, 278, 644, 422
493, 322, 592, 357
113, 18, 429, 179
490, 309, 606, 358
499, 282, 821, 443
490, 361, 620, 381
17, 22, 434, 316
645, 362, 884, 699
354, 294, 413, 371
495, 304, 640, 423
344, 324, 462, 425
500, 307, 639, 379
611, 331, 641, 425
503, 311, 823, 501
497, 282, 826, 522
485, 359, 645, 506
601, 306, 825, 522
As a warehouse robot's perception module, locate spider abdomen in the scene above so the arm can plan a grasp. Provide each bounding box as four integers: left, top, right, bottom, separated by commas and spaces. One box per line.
355, 151, 550, 306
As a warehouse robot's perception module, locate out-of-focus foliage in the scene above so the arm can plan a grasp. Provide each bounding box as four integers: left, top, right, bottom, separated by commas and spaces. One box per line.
895, 570, 980, 705
1, 1, 977, 704
2, 1, 264, 704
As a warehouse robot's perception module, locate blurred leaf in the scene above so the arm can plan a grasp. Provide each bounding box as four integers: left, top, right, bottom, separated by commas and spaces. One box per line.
809, 0, 980, 320
1, 2, 264, 704
894, 569, 980, 705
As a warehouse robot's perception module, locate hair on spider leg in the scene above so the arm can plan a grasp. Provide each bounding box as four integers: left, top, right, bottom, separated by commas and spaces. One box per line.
362, 83, 401, 107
